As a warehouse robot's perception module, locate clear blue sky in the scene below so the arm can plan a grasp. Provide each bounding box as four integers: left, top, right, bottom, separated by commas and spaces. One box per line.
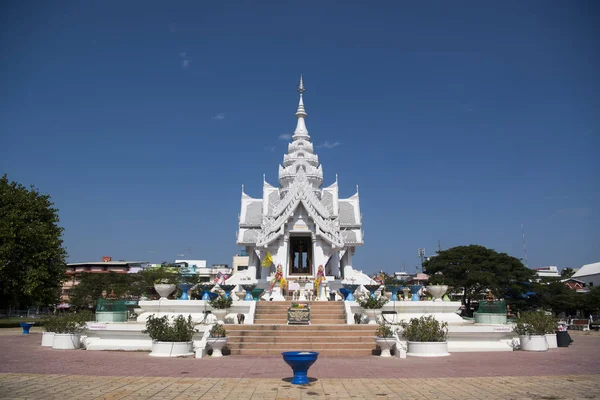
1, 1, 598, 274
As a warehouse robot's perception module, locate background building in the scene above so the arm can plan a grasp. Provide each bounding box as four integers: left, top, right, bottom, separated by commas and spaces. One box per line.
572, 262, 600, 288
60, 257, 147, 307
232, 250, 249, 274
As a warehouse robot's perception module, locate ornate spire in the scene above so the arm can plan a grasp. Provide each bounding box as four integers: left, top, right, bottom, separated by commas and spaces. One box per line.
293, 74, 309, 140
297, 74, 305, 94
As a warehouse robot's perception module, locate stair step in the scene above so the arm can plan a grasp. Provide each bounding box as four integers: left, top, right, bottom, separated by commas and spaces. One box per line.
228, 330, 374, 337
227, 336, 375, 343
229, 348, 377, 356
226, 325, 374, 331
227, 342, 374, 350
222, 301, 377, 355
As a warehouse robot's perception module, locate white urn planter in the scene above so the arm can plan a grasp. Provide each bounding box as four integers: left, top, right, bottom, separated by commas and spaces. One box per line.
41, 332, 55, 347
545, 334, 557, 349
154, 284, 176, 299
407, 341, 450, 357
149, 341, 194, 357
426, 285, 449, 302
52, 333, 81, 350
519, 335, 548, 351
375, 337, 396, 357
364, 309, 381, 325
209, 337, 229, 357
212, 309, 228, 324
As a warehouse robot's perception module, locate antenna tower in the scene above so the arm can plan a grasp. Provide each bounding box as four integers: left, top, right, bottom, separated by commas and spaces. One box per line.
521, 223, 529, 268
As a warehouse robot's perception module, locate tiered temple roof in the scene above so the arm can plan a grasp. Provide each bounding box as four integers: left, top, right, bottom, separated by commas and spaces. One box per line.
237, 75, 363, 250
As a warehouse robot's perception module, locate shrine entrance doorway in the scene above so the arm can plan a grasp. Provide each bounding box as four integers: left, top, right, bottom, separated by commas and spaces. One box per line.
289, 236, 312, 276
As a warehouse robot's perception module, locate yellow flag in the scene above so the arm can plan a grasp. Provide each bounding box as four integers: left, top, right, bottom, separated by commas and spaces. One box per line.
261, 252, 273, 267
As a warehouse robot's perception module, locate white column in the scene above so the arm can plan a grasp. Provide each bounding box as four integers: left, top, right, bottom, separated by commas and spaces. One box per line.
282, 237, 289, 279
345, 249, 353, 270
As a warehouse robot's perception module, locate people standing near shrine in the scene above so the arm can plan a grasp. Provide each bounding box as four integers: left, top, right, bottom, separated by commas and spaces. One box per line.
314, 265, 325, 295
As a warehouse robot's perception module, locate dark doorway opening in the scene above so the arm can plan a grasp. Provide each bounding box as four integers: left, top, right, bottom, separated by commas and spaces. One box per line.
289, 236, 312, 275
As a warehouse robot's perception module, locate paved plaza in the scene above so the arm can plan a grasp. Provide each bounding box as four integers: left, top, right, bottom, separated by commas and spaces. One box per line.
1, 328, 599, 399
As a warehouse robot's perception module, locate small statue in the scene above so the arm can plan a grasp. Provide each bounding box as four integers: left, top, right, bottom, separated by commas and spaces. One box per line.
314, 265, 325, 293
269, 264, 286, 291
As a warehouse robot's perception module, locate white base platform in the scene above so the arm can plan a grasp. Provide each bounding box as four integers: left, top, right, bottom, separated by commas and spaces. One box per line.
83, 321, 211, 352
136, 300, 256, 324
344, 301, 517, 352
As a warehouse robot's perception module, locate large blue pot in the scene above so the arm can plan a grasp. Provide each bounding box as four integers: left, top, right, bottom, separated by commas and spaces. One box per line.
410, 285, 422, 301
20, 322, 34, 334
282, 351, 319, 385
178, 283, 194, 300
341, 284, 360, 301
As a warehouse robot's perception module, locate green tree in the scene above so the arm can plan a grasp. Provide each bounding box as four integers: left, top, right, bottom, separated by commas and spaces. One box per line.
560, 268, 575, 279
0, 175, 67, 310
423, 245, 535, 316
69, 272, 137, 309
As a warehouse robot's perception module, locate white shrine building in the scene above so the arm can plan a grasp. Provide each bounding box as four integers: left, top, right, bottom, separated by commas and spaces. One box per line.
236, 76, 363, 283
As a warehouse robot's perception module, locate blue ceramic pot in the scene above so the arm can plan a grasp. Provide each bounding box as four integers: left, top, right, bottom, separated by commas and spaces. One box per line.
282, 351, 319, 385
20, 322, 34, 334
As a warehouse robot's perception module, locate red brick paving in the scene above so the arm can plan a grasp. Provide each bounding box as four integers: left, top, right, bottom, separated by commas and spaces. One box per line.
1, 331, 599, 379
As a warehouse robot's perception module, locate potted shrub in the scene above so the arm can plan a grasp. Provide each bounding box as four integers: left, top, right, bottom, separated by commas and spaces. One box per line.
143, 314, 196, 357
426, 274, 449, 301
41, 316, 58, 347
399, 315, 450, 357
209, 295, 233, 323
357, 295, 388, 325
374, 323, 396, 357
514, 311, 549, 352
208, 323, 228, 357
52, 311, 92, 350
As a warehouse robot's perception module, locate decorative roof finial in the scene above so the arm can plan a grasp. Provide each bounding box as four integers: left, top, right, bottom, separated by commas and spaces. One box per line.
297, 74, 305, 94
293, 74, 309, 139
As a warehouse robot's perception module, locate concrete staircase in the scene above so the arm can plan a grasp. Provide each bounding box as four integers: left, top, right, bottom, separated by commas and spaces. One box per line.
226, 301, 377, 356
254, 300, 346, 325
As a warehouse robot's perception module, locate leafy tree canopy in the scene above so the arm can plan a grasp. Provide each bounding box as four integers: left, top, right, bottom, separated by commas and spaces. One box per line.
0, 175, 67, 309
561, 268, 575, 279
423, 245, 535, 315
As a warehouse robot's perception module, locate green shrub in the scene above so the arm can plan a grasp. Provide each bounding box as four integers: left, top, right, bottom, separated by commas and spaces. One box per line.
209, 295, 232, 309
399, 315, 448, 342
51, 311, 92, 334
0, 318, 44, 329
209, 323, 227, 338
357, 295, 388, 309
142, 314, 196, 342
375, 323, 394, 338
514, 311, 557, 336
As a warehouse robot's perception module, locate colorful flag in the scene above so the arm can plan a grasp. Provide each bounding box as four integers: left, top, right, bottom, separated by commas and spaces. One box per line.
261, 252, 273, 267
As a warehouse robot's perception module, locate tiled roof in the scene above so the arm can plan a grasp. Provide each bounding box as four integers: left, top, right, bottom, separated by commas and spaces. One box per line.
242, 229, 260, 243
342, 230, 357, 243
242, 201, 263, 226
572, 262, 600, 278
339, 201, 356, 226
322, 191, 334, 214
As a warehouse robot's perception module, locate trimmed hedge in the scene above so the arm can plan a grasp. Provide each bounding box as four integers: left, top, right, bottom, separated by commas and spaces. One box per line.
0, 318, 46, 328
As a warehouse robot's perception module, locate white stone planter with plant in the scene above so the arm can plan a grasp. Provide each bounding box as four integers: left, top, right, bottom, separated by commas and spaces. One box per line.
209, 295, 233, 324
425, 285, 449, 302
51, 311, 92, 350
208, 323, 228, 357
357, 295, 389, 325
514, 311, 553, 352
399, 315, 450, 357
143, 314, 196, 357
374, 323, 396, 357
41, 316, 58, 347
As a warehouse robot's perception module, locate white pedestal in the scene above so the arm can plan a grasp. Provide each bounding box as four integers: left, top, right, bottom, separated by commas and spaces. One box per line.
262, 286, 286, 301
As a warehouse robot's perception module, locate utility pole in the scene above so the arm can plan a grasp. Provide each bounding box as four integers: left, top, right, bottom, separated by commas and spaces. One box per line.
418, 248, 426, 273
